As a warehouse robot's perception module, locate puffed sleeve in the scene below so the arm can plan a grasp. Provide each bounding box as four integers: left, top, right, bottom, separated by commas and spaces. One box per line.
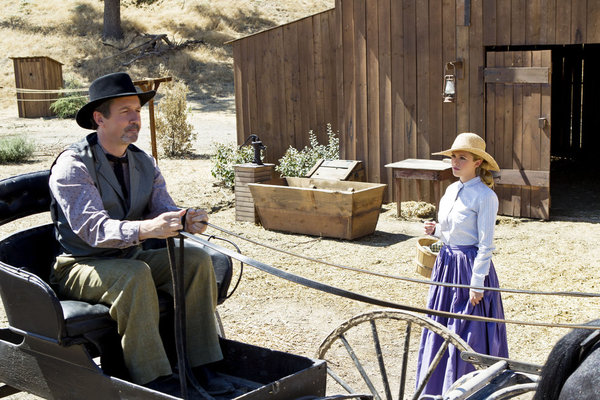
470, 189, 498, 291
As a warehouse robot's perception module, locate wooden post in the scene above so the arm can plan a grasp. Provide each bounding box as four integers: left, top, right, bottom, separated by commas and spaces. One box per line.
134, 76, 172, 162
234, 163, 275, 222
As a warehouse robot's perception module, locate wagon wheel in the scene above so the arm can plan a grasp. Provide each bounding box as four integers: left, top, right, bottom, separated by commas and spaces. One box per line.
316, 309, 478, 400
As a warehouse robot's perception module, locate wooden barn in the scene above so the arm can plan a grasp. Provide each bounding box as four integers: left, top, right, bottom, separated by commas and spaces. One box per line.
231, 0, 600, 219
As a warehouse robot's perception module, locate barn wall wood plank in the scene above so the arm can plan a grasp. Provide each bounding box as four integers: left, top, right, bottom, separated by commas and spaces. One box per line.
270, 28, 285, 160
571, 0, 586, 43
556, 0, 571, 44
456, 25, 470, 133
232, 42, 245, 144
246, 37, 259, 146
428, 0, 443, 191
416, 0, 431, 201
297, 18, 313, 150
540, 0, 556, 44
493, 0, 510, 46
283, 23, 300, 152
342, 1, 357, 160
469, 0, 484, 135
482, 0, 496, 45
390, 0, 407, 203
378, 0, 393, 201
335, 0, 346, 160
502, 52, 515, 216
512, 52, 524, 217
314, 12, 326, 138
525, 0, 542, 44
441, 0, 457, 152
511, 0, 526, 45
354, 0, 369, 176
403, 0, 418, 201
366, 0, 381, 183
588, 1, 600, 42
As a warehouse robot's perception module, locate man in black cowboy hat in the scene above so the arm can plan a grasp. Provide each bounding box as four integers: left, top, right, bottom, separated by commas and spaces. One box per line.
49, 72, 233, 394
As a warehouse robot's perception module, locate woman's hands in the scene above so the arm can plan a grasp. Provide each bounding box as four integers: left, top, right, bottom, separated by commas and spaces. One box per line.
469, 290, 483, 306
424, 220, 436, 235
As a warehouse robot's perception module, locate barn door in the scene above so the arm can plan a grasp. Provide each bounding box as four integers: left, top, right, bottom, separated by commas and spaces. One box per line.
485, 50, 551, 219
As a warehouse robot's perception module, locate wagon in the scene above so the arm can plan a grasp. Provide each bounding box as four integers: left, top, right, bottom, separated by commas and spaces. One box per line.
0, 171, 541, 400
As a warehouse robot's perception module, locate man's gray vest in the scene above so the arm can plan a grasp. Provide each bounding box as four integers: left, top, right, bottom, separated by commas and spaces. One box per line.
50, 133, 156, 257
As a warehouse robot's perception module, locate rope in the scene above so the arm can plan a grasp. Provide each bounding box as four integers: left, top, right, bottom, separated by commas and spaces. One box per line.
11, 96, 88, 102
14, 88, 88, 94
180, 231, 600, 331
202, 222, 600, 299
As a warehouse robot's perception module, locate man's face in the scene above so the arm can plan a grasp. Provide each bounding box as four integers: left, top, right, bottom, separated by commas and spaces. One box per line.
95, 95, 142, 146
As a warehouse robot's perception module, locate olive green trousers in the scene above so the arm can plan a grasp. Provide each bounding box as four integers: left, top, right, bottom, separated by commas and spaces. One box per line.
52, 244, 222, 384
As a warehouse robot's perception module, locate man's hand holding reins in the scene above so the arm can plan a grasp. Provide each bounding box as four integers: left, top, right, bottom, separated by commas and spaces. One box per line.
184, 208, 209, 234
139, 209, 186, 240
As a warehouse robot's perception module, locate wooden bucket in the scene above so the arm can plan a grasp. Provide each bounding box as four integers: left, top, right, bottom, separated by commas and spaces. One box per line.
415, 237, 439, 278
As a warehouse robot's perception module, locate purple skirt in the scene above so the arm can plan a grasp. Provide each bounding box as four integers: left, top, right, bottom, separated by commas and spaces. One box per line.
415, 244, 509, 397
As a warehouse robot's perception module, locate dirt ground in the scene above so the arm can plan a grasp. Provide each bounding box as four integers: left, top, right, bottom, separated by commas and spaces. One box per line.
0, 101, 599, 399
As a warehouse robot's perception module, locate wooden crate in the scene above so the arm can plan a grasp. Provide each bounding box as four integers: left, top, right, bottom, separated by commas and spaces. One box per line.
306, 159, 365, 181
248, 177, 386, 240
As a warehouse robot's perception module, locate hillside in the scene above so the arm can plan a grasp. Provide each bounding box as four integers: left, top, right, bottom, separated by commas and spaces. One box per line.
0, 0, 334, 108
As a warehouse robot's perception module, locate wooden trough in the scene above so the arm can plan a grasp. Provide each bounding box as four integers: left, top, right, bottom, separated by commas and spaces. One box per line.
248, 177, 387, 240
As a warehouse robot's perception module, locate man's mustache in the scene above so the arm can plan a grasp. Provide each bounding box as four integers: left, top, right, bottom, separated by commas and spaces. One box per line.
125, 124, 140, 133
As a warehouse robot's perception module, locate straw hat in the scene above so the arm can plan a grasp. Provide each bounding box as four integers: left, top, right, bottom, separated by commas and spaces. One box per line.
76, 72, 156, 129
432, 132, 499, 171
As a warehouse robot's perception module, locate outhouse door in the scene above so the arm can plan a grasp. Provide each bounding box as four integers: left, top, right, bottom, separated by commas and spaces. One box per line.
484, 50, 551, 219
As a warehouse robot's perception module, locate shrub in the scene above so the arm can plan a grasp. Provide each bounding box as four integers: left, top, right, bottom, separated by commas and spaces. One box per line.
50, 76, 88, 119
275, 123, 339, 177
210, 142, 256, 188
155, 69, 197, 158
0, 136, 35, 163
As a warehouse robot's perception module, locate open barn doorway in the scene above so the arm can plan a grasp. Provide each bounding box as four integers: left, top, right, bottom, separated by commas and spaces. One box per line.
550, 44, 600, 221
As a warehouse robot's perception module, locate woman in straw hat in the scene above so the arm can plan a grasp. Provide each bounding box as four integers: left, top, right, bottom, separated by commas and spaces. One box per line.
414, 132, 508, 396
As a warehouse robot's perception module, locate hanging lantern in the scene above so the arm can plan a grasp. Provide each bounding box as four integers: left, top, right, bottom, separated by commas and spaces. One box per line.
443, 62, 457, 103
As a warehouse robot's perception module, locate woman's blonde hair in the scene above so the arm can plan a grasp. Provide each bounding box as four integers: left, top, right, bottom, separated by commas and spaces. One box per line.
472, 154, 494, 188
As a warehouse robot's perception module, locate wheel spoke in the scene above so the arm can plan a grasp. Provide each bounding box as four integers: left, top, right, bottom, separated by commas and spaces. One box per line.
340, 333, 382, 400
413, 340, 449, 400
370, 319, 392, 400
327, 366, 357, 394
398, 322, 412, 400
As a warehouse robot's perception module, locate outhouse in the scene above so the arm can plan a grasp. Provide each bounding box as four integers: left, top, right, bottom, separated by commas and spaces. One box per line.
11, 56, 63, 118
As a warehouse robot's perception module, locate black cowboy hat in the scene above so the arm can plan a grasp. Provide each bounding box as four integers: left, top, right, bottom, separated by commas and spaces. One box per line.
76, 72, 156, 129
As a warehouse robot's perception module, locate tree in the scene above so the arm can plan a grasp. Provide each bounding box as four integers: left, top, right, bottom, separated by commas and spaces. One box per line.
103, 0, 124, 40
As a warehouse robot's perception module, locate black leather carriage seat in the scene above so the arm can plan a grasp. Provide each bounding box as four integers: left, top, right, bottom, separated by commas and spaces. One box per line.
0, 170, 233, 377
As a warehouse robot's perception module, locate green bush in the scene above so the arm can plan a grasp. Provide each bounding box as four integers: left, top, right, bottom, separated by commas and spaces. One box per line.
0, 136, 35, 163
155, 69, 197, 158
50, 76, 88, 119
275, 123, 339, 177
210, 142, 256, 188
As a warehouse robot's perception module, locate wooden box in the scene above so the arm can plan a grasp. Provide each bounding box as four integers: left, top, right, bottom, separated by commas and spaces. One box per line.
306, 159, 365, 181
248, 177, 387, 240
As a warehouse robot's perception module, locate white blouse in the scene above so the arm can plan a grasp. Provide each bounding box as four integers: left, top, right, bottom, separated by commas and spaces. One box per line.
432, 176, 498, 289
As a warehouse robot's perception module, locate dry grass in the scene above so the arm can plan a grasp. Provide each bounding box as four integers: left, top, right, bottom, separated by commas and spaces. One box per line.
0, 0, 334, 106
